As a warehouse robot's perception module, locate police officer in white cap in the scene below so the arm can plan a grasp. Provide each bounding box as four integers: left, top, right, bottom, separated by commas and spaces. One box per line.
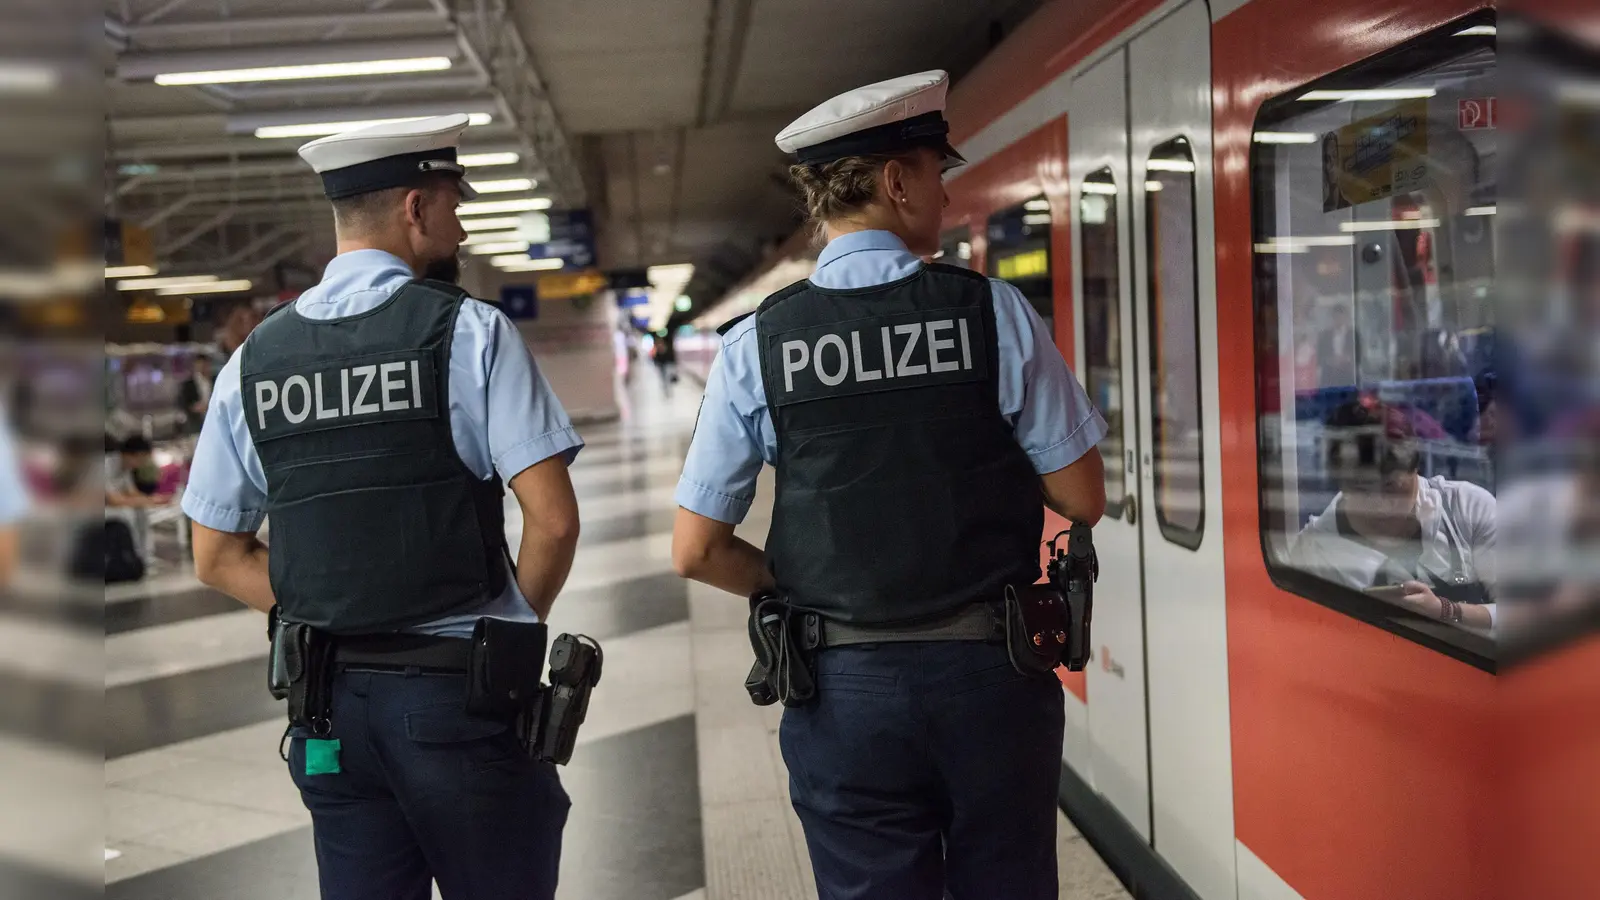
184, 115, 582, 899
672, 71, 1109, 898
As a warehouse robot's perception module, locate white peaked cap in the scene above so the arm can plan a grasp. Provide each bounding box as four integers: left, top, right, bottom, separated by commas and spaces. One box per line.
297, 114, 480, 200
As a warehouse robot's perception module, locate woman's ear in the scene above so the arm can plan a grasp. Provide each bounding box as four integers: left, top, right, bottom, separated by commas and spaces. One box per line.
880, 159, 907, 205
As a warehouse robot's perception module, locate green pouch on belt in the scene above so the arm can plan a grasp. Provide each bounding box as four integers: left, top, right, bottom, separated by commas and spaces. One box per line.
304, 738, 342, 775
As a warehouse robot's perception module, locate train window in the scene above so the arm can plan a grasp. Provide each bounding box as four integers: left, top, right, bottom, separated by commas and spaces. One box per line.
987, 196, 1054, 328
1251, 13, 1497, 667
1080, 169, 1125, 519
937, 226, 974, 269
1145, 138, 1205, 548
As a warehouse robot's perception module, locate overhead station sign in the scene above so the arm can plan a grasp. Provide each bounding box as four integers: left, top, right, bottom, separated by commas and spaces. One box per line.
523, 209, 596, 269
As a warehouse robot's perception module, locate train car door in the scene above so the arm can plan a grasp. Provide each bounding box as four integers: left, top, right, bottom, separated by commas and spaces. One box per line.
1068, 46, 1152, 843
1127, 3, 1236, 899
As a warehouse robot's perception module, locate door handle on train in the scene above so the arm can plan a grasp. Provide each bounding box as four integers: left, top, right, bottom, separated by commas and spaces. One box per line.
1124, 493, 1137, 526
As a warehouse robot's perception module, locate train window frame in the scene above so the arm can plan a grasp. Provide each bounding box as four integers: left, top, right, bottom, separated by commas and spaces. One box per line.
986, 194, 1055, 326
1249, 10, 1498, 672
1078, 168, 1126, 522
1144, 136, 1206, 551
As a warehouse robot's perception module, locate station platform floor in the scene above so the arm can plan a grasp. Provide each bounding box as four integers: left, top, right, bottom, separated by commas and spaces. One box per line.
103, 375, 1130, 900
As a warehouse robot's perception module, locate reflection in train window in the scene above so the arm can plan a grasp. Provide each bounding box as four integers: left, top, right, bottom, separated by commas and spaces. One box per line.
1145, 138, 1204, 548
1251, 16, 1497, 662
1080, 170, 1124, 520
936, 226, 974, 270
987, 196, 1054, 329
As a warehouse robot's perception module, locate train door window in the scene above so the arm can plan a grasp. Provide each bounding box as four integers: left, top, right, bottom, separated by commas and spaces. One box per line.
937, 226, 974, 269
1145, 138, 1205, 548
987, 196, 1053, 328
1080, 170, 1125, 518
1250, 13, 1497, 667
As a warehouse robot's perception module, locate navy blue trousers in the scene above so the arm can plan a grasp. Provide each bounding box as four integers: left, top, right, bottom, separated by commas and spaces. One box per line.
285, 669, 569, 900
779, 641, 1065, 900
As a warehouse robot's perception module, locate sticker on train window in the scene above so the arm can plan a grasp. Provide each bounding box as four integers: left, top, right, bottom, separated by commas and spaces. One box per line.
1250, 12, 1498, 669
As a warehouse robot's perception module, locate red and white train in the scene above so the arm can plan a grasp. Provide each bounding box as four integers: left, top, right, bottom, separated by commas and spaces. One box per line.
692, 0, 1600, 898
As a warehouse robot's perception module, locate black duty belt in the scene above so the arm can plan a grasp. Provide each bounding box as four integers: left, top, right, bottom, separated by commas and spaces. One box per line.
334, 633, 472, 672
810, 602, 1004, 650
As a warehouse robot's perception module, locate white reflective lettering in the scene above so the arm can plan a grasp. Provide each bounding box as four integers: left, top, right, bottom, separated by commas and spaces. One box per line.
781, 340, 809, 393
850, 331, 881, 382
958, 318, 972, 370
814, 334, 849, 387
341, 368, 351, 416
314, 372, 339, 420
927, 319, 958, 372
350, 365, 379, 415
253, 380, 279, 431
880, 327, 895, 379
410, 360, 422, 408
895, 323, 927, 376
380, 361, 410, 411
282, 375, 312, 424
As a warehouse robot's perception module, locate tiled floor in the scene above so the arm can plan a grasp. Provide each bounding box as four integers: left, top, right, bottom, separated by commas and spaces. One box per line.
99, 376, 1129, 899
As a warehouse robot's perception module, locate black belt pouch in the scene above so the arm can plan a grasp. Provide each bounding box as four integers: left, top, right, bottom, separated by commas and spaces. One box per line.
273, 621, 337, 734
1002, 584, 1070, 676
466, 618, 548, 719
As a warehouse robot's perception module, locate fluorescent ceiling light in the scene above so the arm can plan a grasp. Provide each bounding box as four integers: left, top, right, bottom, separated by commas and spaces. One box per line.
117, 275, 219, 291
492, 257, 565, 272
457, 152, 520, 168
1081, 182, 1118, 195
1145, 181, 1164, 192
1253, 131, 1319, 144
255, 113, 490, 139
1255, 235, 1355, 253
1298, 88, 1437, 102
1022, 214, 1051, 225
0, 61, 59, 95
1465, 205, 1497, 216
155, 57, 451, 86
461, 217, 523, 232
1339, 217, 1440, 232
1455, 25, 1496, 36
156, 279, 253, 295
462, 230, 525, 245
469, 178, 537, 194
467, 241, 531, 256
459, 197, 552, 215
1024, 199, 1050, 211
105, 265, 157, 279
1146, 159, 1195, 172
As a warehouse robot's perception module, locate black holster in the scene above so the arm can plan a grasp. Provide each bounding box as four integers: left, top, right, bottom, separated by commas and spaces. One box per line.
1047, 523, 1098, 672
517, 633, 602, 766
745, 592, 816, 708
1002, 584, 1070, 676
267, 607, 337, 735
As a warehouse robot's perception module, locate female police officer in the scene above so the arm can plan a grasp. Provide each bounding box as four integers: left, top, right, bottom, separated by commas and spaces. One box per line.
671, 71, 1108, 899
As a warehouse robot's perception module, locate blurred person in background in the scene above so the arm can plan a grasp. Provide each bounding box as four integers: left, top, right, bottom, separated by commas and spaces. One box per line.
1289, 398, 1496, 631
0, 407, 29, 588
213, 302, 261, 364
651, 330, 678, 395
178, 353, 213, 437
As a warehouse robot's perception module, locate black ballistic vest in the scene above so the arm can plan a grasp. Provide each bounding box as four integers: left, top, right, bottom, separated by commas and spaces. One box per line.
240, 280, 507, 634
754, 264, 1044, 625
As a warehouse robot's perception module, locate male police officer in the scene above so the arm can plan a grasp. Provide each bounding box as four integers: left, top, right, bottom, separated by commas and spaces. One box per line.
184, 115, 582, 900
671, 71, 1108, 899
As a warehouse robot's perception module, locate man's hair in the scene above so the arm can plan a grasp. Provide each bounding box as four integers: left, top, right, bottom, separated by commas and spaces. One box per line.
120, 435, 153, 456
330, 173, 460, 236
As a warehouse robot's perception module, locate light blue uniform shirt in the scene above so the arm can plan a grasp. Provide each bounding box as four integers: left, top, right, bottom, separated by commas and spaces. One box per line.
675, 229, 1108, 524
182, 249, 583, 637
0, 410, 29, 525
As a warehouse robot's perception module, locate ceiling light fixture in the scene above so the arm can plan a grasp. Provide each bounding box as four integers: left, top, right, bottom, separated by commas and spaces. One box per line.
1081, 182, 1118, 195
156, 279, 253, 296
105, 265, 158, 279
461, 230, 526, 245
492, 257, 565, 272
116, 274, 220, 291
1298, 88, 1437, 102
459, 197, 552, 216
1024, 199, 1050, 211
467, 241, 531, 256
155, 57, 452, 86
1146, 159, 1196, 172
457, 152, 521, 168
461, 217, 523, 232
1253, 131, 1320, 144
255, 112, 491, 139
1339, 217, 1441, 232
468, 178, 537, 194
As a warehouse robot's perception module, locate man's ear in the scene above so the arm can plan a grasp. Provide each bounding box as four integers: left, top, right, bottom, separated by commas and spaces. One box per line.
404, 188, 427, 229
